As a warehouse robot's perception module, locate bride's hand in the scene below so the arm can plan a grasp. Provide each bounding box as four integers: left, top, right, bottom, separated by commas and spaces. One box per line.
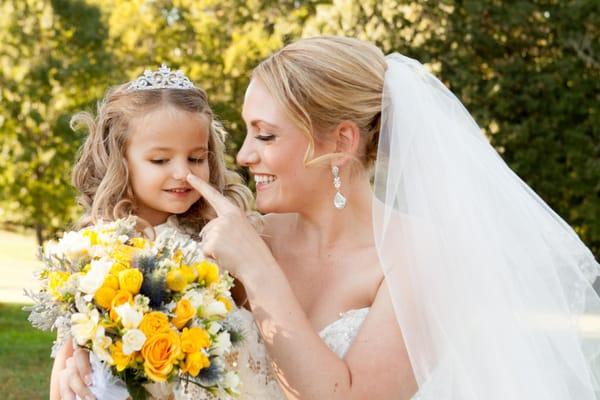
186, 173, 276, 281
58, 347, 95, 400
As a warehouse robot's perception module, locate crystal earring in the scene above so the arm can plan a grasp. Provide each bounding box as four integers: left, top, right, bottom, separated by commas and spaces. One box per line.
332, 165, 347, 209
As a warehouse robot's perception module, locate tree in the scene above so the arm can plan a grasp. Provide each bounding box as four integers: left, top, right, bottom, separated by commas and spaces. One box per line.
0, 0, 117, 245
303, 0, 600, 258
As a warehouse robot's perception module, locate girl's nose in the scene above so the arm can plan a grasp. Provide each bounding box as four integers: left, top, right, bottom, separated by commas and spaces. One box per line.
172, 160, 190, 181
236, 136, 259, 167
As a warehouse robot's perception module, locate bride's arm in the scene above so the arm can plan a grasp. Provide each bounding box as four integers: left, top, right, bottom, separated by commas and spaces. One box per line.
246, 261, 415, 399
188, 174, 416, 399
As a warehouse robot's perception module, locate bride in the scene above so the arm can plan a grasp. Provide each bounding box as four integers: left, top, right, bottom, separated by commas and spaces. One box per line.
58, 36, 599, 399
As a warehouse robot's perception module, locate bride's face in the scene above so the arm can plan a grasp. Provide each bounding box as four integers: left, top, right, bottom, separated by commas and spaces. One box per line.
238, 78, 330, 213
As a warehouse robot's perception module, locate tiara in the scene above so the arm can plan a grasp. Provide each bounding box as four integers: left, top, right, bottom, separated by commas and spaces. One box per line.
126, 64, 196, 92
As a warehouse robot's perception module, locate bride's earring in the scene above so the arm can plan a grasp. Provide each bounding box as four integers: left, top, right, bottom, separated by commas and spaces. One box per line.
332, 165, 347, 209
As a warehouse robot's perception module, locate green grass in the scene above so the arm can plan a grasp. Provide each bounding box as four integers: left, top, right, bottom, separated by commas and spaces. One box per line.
0, 303, 55, 400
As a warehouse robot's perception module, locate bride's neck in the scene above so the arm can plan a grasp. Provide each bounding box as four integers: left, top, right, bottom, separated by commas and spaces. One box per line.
295, 174, 373, 252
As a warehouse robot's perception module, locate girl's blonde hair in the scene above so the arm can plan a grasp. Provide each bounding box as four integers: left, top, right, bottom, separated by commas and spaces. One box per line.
71, 84, 253, 230
252, 36, 387, 169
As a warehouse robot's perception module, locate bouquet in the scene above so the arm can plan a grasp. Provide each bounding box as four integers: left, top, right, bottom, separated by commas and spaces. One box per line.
26, 217, 242, 400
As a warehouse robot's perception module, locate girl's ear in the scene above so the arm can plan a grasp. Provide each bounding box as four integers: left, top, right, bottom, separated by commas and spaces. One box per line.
332, 120, 361, 166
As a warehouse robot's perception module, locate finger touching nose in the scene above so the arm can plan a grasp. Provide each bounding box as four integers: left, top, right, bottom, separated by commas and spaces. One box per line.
172, 161, 191, 180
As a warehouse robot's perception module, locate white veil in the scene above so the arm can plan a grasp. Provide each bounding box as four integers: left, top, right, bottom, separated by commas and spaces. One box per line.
373, 53, 600, 399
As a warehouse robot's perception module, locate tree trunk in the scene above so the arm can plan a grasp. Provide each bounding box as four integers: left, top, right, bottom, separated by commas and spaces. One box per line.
35, 223, 44, 247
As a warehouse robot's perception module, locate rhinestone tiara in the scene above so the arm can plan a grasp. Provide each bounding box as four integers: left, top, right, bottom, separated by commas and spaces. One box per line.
126, 64, 196, 92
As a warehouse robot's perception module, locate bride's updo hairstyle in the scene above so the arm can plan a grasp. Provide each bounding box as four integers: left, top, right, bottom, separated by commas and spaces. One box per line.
252, 36, 387, 169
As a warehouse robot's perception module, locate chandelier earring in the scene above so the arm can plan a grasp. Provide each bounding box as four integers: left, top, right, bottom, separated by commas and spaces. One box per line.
332, 165, 347, 209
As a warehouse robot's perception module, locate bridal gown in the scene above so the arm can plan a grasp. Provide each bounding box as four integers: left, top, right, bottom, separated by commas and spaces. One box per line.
175, 307, 370, 399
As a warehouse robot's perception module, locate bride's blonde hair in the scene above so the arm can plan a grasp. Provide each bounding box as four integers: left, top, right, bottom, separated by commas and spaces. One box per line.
252, 36, 387, 169
71, 84, 253, 230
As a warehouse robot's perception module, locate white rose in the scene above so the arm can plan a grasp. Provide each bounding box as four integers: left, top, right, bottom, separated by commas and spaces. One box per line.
79, 259, 112, 295
115, 302, 143, 329
71, 309, 100, 345
122, 329, 146, 355
212, 331, 231, 356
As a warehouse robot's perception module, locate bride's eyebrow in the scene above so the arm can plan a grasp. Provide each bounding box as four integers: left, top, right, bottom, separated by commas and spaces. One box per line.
250, 120, 279, 130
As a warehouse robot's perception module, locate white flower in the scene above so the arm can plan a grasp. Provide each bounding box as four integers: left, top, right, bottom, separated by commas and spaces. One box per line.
122, 329, 146, 355
207, 321, 222, 335
79, 259, 112, 295
202, 299, 228, 318
71, 309, 100, 345
212, 331, 231, 356
55, 231, 90, 259
183, 289, 203, 309
92, 326, 113, 364
223, 371, 241, 394
114, 302, 143, 329
134, 294, 150, 313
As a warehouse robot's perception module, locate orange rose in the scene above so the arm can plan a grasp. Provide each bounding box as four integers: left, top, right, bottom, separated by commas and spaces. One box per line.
180, 327, 211, 354
110, 290, 133, 320
139, 312, 170, 338
171, 299, 196, 329
181, 351, 210, 377
141, 330, 181, 382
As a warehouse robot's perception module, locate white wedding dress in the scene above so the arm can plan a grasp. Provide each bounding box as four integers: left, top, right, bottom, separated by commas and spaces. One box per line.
175, 307, 370, 400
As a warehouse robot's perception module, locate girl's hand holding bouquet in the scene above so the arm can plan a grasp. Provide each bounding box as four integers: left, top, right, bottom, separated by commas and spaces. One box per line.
27, 217, 242, 400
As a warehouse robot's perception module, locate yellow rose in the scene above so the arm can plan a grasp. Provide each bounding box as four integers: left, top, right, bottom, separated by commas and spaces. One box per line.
118, 268, 143, 295
110, 262, 127, 276
129, 237, 148, 249
181, 327, 211, 354
216, 296, 233, 312
139, 312, 170, 338
94, 286, 117, 309
141, 330, 181, 382
47, 271, 70, 300
195, 260, 220, 286
113, 244, 137, 265
181, 351, 210, 377
103, 274, 120, 291
180, 265, 197, 283
166, 269, 187, 292
110, 340, 133, 372
171, 299, 196, 329
110, 290, 133, 320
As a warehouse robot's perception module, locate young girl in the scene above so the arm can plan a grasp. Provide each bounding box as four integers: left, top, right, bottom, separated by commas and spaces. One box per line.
50, 66, 284, 400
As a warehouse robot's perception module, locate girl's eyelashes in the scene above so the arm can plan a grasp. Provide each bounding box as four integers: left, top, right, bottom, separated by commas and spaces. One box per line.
149, 157, 206, 165
188, 157, 206, 164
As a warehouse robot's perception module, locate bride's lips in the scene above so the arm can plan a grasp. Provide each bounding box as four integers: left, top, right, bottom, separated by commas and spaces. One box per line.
253, 173, 277, 191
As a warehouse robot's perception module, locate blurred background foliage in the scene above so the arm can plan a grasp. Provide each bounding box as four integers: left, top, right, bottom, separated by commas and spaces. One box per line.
0, 0, 598, 258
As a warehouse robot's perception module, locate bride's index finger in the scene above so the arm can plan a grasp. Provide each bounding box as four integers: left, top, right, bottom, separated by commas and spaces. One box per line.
186, 173, 239, 215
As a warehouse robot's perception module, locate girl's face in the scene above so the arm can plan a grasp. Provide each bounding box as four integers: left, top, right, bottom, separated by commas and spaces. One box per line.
238, 78, 331, 214
126, 105, 210, 226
